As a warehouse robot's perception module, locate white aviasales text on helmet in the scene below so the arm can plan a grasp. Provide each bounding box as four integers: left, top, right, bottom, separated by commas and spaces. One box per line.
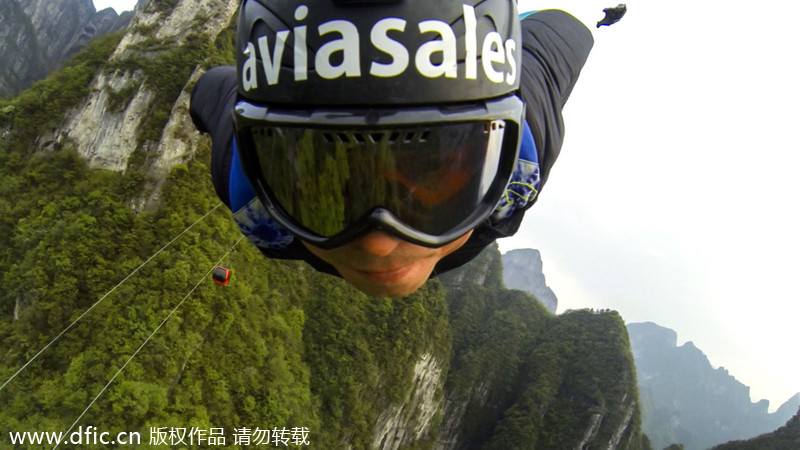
241, 3, 518, 90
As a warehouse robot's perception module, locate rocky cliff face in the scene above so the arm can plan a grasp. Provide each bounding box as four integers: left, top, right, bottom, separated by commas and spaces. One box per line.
2, 0, 237, 208
0, 0, 44, 97
628, 322, 800, 450
0, 0, 132, 98
501, 249, 558, 313
41, 0, 238, 209
372, 353, 445, 449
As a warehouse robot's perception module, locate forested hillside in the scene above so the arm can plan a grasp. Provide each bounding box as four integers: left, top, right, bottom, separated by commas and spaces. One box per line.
1, 2, 651, 448
438, 251, 649, 448
712, 410, 800, 450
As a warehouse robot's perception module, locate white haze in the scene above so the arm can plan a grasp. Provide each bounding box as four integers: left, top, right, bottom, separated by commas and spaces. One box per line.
510, 0, 800, 413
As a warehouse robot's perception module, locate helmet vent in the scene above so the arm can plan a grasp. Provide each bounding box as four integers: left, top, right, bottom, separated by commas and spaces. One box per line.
320, 129, 431, 145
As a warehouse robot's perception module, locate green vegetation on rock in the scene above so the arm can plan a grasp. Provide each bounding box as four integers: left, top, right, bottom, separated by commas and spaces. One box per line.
439, 249, 651, 449
712, 410, 800, 450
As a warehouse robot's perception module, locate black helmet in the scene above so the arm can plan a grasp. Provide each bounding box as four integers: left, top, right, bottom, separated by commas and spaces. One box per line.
233, 0, 526, 248
236, 0, 522, 105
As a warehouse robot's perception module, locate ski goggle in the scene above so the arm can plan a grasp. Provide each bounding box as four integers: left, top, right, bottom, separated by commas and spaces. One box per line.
233, 95, 524, 249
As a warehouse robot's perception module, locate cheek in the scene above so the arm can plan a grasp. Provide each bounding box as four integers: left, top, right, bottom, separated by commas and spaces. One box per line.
403, 257, 439, 283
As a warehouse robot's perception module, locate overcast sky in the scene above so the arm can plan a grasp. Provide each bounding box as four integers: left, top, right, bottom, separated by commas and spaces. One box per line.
94, 0, 799, 411
508, 0, 800, 412
93, 0, 136, 13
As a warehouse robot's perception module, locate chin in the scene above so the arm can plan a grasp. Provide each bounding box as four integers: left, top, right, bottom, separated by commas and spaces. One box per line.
336, 258, 435, 297
346, 266, 432, 297
349, 278, 426, 298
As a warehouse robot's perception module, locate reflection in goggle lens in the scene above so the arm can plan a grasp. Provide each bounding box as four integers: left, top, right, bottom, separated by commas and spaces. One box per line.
250, 120, 505, 237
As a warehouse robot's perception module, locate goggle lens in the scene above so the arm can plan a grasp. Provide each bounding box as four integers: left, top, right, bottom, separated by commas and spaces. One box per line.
233, 95, 524, 248
248, 120, 506, 237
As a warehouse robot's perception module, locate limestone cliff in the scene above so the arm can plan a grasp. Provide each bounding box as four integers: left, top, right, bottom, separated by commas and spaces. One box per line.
0, 0, 132, 98
21, 0, 239, 210
501, 248, 559, 313
629, 321, 800, 450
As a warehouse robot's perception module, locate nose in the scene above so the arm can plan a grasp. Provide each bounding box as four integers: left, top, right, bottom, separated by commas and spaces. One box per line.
352, 231, 403, 257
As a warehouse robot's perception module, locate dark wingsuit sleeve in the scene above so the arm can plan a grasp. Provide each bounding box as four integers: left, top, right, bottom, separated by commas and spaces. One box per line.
189, 65, 238, 209
433, 10, 594, 276
520, 9, 594, 193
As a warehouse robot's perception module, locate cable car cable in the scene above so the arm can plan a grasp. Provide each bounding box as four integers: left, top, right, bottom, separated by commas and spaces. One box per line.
0, 203, 223, 393
52, 236, 244, 450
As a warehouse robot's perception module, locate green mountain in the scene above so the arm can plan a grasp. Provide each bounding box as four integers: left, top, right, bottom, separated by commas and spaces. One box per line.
438, 249, 649, 449
1, 1, 650, 448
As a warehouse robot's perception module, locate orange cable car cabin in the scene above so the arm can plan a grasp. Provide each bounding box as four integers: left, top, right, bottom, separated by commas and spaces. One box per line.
212, 265, 231, 286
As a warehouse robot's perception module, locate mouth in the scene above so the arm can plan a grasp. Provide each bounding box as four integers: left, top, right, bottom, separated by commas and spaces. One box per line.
352, 263, 414, 284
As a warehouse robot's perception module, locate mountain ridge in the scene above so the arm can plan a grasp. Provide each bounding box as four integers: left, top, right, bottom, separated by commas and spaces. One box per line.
496, 251, 800, 449
712, 408, 800, 450
0, 0, 133, 98
628, 321, 800, 450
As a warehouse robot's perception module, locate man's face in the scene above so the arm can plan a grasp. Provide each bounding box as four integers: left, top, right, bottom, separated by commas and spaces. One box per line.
301, 230, 472, 297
